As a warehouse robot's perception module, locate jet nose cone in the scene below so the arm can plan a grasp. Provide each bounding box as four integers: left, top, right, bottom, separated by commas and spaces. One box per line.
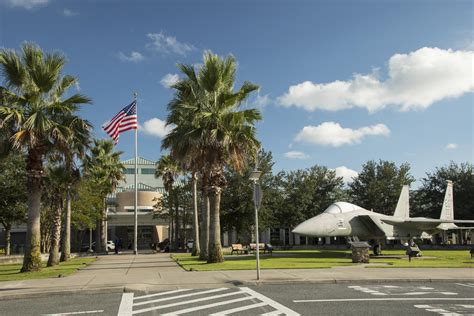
293, 215, 322, 236
293, 214, 335, 237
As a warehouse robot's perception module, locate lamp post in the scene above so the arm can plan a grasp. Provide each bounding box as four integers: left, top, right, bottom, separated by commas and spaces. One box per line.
249, 169, 262, 280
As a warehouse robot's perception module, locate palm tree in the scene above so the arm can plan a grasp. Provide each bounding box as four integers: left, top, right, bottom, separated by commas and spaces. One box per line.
164, 52, 262, 263
155, 155, 181, 249
58, 117, 91, 261
84, 139, 124, 253
162, 75, 205, 258
44, 164, 68, 267
0, 43, 91, 271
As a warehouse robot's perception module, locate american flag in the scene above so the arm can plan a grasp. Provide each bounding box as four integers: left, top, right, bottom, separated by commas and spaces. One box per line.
102, 100, 138, 144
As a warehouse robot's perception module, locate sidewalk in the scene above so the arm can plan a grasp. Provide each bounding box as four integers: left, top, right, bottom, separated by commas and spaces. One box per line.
0, 252, 472, 299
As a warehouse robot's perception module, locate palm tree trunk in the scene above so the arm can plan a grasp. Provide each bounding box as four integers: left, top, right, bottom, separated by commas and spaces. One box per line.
168, 194, 173, 250
100, 205, 107, 252
198, 191, 209, 261
207, 187, 224, 263
191, 173, 200, 256
4, 224, 11, 256
48, 200, 62, 266
95, 219, 101, 252
174, 197, 180, 249
60, 188, 71, 261
21, 152, 43, 272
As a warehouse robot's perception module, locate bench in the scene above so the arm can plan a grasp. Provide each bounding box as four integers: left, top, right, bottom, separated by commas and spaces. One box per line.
231, 243, 245, 255
249, 243, 273, 255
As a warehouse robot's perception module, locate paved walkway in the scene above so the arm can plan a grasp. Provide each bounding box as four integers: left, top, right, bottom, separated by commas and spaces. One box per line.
0, 252, 472, 299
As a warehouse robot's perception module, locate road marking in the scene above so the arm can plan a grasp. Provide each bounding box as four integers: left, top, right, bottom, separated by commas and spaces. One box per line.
456, 283, 474, 288
132, 290, 242, 314
414, 305, 462, 316
133, 289, 190, 300
348, 285, 458, 296
133, 287, 227, 306
118, 293, 134, 316
294, 298, 474, 303
209, 302, 268, 315
260, 311, 284, 315
161, 296, 255, 315
44, 311, 104, 315
240, 287, 300, 316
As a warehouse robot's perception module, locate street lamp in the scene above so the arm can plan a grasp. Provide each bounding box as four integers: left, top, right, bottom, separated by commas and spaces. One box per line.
249, 169, 262, 280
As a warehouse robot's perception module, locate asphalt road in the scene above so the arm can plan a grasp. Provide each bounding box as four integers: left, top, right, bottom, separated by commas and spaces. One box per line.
1, 281, 473, 315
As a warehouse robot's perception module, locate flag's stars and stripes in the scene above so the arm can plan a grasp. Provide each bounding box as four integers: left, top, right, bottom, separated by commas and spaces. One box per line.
102, 101, 137, 144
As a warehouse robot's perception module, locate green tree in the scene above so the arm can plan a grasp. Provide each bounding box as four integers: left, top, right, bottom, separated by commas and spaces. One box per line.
155, 155, 181, 249
57, 118, 91, 262
165, 52, 261, 263
0, 43, 91, 271
349, 160, 415, 215
275, 166, 345, 231
0, 153, 27, 255
220, 150, 276, 240
84, 139, 124, 252
71, 177, 103, 251
162, 77, 204, 257
412, 162, 473, 219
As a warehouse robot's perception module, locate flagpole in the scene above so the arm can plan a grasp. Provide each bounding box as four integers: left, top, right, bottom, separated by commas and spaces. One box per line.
134, 92, 138, 255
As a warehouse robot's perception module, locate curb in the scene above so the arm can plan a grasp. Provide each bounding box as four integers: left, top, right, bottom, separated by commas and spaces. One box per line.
1, 278, 473, 300
0, 286, 125, 301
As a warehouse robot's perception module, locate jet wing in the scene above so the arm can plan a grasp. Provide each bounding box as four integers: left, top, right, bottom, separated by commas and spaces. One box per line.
358, 215, 387, 237
381, 218, 474, 231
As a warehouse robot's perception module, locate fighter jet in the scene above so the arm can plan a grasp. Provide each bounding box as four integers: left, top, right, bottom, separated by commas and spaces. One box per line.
292, 181, 474, 253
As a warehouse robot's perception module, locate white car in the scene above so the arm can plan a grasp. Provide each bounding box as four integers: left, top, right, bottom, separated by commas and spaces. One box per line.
106, 240, 115, 251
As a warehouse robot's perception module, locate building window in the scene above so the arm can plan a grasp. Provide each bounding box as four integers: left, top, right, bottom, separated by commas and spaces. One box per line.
124, 168, 135, 174
141, 168, 155, 175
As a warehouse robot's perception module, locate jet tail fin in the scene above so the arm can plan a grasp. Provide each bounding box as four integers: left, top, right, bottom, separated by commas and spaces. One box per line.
440, 180, 454, 221
438, 180, 457, 230
393, 185, 410, 218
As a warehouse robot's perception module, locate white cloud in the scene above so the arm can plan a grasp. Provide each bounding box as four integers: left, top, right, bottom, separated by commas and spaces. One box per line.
446, 143, 458, 150
278, 47, 474, 113
63, 8, 77, 16
295, 121, 390, 147
284, 151, 309, 159
140, 118, 174, 138
160, 73, 180, 88
334, 166, 358, 184
118, 51, 144, 63
146, 32, 195, 56
4, 0, 48, 9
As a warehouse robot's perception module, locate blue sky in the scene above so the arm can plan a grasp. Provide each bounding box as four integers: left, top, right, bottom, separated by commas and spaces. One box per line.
1, 0, 472, 185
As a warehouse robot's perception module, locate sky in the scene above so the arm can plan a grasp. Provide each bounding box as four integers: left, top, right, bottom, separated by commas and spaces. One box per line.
0, 0, 472, 186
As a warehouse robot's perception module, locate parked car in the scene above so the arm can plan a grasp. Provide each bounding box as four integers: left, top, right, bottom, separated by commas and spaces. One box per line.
80, 240, 115, 252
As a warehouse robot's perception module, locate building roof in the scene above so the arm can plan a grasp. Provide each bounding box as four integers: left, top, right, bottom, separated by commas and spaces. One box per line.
122, 156, 156, 166
116, 182, 165, 193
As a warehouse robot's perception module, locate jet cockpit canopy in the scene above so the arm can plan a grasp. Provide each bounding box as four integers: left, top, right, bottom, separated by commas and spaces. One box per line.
323, 202, 360, 214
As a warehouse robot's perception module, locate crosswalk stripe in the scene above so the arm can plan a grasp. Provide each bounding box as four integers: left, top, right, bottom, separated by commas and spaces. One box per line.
118, 293, 134, 316
133, 288, 227, 306
132, 290, 243, 314
240, 287, 300, 316
134, 289, 190, 300
456, 283, 474, 288
260, 311, 283, 315
161, 296, 256, 315
209, 302, 268, 315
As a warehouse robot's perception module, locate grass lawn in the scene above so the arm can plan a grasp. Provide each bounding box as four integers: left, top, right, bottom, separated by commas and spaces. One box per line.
172, 250, 474, 271
0, 257, 96, 282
